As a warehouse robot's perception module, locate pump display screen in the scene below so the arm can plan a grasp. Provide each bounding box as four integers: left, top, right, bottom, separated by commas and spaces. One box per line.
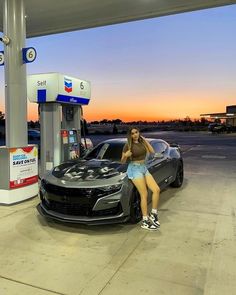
69, 131, 76, 144
69, 136, 75, 143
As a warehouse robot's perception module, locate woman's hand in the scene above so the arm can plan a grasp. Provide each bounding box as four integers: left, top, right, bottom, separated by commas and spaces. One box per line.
141, 136, 155, 153
121, 149, 132, 163
125, 150, 132, 158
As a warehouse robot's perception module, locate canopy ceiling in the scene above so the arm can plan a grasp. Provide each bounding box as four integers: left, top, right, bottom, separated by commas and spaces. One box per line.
0, 0, 236, 37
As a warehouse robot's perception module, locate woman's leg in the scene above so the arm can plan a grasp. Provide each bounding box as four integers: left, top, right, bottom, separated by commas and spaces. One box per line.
131, 177, 148, 216
145, 173, 160, 209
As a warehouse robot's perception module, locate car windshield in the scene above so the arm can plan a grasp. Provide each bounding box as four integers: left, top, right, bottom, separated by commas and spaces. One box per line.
84, 142, 124, 162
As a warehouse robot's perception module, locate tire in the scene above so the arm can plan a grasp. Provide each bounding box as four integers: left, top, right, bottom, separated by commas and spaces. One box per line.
171, 161, 184, 188
129, 189, 142, 224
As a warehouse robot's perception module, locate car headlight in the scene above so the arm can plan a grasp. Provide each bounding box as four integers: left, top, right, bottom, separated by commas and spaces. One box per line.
99, 183, 122, 192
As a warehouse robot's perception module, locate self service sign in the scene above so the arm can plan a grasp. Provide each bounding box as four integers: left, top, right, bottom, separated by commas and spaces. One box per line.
27, 73, 91, 105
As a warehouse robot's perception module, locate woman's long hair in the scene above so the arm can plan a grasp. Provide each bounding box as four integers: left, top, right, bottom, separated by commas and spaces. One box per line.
127, 127, 149, 152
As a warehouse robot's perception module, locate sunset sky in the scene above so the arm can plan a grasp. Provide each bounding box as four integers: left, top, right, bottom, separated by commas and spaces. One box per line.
0, 4, 236, 122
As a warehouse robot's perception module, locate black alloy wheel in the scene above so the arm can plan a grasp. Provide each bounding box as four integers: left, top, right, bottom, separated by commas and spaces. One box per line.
170, 162, 184, 188
129, 189, 142, 223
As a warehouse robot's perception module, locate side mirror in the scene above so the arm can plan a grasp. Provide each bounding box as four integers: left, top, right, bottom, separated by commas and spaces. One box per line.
147, 152, 164, 162
153, 152, 164, 159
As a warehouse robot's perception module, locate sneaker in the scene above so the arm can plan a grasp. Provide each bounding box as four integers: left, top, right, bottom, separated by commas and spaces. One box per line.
141, 218, 158, 231
149, 212, 160, 227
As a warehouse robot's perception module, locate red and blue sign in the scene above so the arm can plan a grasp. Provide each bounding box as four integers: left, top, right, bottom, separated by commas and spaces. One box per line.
64, 78, 72, 93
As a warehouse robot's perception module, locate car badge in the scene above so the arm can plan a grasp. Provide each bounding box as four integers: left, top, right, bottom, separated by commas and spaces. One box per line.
62, 195, 68, 201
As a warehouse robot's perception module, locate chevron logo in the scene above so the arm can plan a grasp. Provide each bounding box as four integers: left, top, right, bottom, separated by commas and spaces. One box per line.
64, 77, 72, 93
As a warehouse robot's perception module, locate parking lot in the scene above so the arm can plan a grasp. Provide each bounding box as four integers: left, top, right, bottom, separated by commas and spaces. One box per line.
0, 131, 236, 295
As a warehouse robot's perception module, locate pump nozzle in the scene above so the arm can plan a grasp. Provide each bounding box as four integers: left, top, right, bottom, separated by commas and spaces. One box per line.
81, 106, 88, 150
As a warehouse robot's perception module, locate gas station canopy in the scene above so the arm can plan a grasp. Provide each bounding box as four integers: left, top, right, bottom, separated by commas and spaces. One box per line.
1, 0, 236, 37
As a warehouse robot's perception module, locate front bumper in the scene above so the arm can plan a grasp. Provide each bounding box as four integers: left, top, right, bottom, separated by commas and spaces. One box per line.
38, 180, 131, 225
37, 202, 129, 225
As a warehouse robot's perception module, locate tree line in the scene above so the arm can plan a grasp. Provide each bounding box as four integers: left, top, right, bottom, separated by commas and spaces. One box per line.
0, 110, 213, 127
89, 117, 212, 126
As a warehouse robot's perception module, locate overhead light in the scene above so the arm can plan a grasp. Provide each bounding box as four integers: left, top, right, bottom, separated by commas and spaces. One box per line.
226, 113, 234, 116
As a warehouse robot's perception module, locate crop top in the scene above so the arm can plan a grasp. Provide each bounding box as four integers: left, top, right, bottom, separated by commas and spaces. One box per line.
122, 142, 147, 161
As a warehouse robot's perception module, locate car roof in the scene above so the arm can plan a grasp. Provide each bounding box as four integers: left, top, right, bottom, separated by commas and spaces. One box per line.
102, 138, 167, 144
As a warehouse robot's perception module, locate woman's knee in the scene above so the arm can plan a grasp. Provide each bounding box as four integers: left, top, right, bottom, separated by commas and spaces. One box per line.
152, 185, 160, 195
139, 190, 148, 199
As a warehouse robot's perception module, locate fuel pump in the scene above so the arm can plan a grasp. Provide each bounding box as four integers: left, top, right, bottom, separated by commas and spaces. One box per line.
61, 105, 81, 161
60, 129, 80, 161
27, 73, 91, 175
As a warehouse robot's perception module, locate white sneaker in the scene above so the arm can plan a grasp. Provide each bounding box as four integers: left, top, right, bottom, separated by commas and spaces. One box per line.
141, 219, 158, 231
149, 212, 160, 227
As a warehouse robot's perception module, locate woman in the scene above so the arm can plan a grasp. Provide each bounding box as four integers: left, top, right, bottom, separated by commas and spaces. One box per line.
121, 127, 161, 230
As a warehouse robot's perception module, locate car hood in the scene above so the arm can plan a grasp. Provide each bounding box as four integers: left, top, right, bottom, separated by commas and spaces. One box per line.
50, 159, 128, 183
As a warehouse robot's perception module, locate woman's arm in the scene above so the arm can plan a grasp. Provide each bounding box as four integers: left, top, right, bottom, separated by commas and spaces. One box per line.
121, 150, 132, 163
141, 136, 155, 154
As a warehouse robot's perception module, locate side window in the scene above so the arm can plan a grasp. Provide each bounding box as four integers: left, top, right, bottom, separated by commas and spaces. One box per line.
160, 142, 168, 153
152, 142, 168, 154
152, 142, 163, 153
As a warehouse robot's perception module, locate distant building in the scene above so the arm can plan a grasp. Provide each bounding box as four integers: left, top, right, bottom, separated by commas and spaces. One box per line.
200, 105, 236, 126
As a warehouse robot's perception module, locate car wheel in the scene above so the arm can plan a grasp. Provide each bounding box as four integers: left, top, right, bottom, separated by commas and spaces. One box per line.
129, 189, 142, 224
171, 162, 184, 188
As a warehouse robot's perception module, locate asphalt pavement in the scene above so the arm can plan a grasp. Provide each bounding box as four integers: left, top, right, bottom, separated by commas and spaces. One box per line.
0, 131, 236, 295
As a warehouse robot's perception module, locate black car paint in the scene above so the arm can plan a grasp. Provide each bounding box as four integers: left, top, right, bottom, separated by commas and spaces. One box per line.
52, 159, 126, 181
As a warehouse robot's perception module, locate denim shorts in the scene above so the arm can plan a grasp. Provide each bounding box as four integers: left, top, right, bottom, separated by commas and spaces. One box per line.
127, 162, 150, 180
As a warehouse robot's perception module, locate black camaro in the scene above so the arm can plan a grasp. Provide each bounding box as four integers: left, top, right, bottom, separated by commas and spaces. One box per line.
38, 138, 184, 225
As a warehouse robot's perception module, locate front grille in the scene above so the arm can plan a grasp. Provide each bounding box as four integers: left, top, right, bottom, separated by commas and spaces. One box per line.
43, 199, 122, 217
41, 179, 123, 217
41, 179, 120, 198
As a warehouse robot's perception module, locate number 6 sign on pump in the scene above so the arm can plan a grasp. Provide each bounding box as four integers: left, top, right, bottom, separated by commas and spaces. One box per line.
0, 51, 4, 66
22, 47, 37, 64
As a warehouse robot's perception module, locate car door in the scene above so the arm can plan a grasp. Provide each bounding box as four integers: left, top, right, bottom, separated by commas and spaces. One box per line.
147, 141, 172, 189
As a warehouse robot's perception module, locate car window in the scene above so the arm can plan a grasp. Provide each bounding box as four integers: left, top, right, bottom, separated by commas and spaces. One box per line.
102, 143, 124, 161
85, 142, 124, 161
152, 141, 168, 153
84, 143, 103, 159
